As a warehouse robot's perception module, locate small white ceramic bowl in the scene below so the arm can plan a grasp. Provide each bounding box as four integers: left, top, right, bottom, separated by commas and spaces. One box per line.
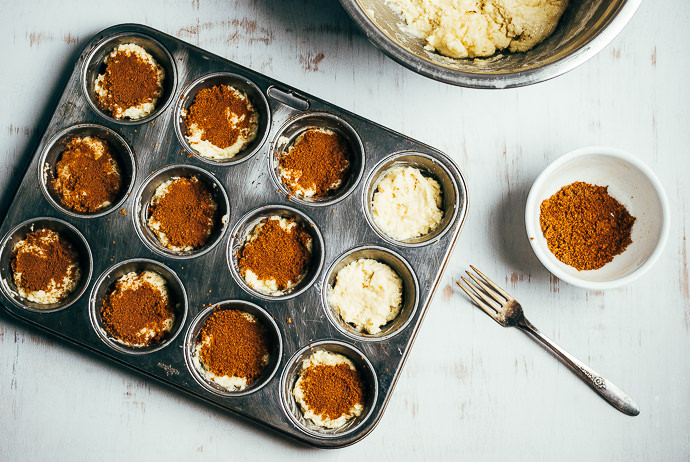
525, 146, 670, 290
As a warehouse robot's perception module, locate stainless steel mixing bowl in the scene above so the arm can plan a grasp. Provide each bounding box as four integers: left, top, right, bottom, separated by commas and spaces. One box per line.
339, 0, 642, 88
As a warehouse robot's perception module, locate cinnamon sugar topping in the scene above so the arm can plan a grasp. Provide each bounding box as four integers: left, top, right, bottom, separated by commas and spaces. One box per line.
94, 43, 164, 120
52, 136, 123, 213
147, 176, 218, 251
10, 228, 80, 305
184, 84, 259, 160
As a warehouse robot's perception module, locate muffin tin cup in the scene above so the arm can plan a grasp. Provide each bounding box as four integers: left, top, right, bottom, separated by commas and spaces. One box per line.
82, 32, 177, 125
363, 151, 460, 247
269, 112, 365, 207
227, 205, 325, 301
184, 300, 283, 397
174, 72, 272, 166
322, 245, 419, 342
88, 258, 188, 355
133, 164, 230, 260
0, 217, 93, 313
280, 340, 379, 438
38, 124, 136, 219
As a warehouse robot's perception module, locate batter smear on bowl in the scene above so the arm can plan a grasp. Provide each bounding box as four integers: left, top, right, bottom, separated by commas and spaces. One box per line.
94, 43, 165, 120
293, 350, 366, 429
386, 0, 569, 59
278, 128, 351, 198
192, 309, 270, 392
100, 271, 175, 348
539, 181, 636, 271
51, 136, 123, 213
10, 228, 80, 305
147, 176, 218, 252
184, 85, 259, 160
237, 216, 312, 296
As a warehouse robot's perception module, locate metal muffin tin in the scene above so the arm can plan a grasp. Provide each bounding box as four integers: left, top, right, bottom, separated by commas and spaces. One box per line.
0, 24, 468, 448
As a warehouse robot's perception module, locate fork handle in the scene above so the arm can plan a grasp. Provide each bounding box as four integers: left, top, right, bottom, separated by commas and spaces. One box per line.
518, 318, 640, 416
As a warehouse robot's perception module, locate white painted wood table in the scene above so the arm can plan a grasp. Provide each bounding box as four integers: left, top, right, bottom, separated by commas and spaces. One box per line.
1, 1, 688, 460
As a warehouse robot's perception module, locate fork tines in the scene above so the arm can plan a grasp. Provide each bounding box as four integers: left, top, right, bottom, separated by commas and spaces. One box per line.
456, 265, 513, 321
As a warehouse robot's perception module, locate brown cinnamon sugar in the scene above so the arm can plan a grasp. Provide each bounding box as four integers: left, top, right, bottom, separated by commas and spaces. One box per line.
197, 309, 269, 383
279, 129, 351, 197
148, 176, 218, 251
52, 136, 123, 213
95, 44, 163, 119
298, 362, 365, 422
100, 271, 175, 347
540, 181, 636, 271
237, 217, 312, 292
10, 228, 79, 304
184, 85, 257, 150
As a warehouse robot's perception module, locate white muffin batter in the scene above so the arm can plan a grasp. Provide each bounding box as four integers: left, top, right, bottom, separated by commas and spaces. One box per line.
372, 166, 443, 241
386, 0, 568, 58
329, 258, 403, 334
293, 350, 364, 429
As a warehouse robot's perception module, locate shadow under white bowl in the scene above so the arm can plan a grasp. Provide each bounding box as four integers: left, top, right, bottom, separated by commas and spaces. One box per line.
525, 146, 669, 289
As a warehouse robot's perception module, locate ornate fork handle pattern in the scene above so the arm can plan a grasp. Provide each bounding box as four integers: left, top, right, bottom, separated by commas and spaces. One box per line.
519, 318, 639, 416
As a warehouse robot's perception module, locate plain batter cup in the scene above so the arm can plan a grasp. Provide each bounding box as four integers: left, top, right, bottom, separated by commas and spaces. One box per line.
363, 151, 461, 247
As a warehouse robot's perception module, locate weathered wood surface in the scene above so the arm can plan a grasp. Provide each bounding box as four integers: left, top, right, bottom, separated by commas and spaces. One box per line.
0, 1, 688, 460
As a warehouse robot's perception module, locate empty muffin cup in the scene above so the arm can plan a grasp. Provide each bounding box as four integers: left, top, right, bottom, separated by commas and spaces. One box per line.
174, 72, 271, 166
322, 245, 419, 341
280, 340, 378, 438
82, 32, 177, 125
38, 124, 136, 218
134, 164, 230, 259
184, 300, 282, 397
270, 112, 365, 206
88, 258, 187, 354
0, 217, 93, 313
227, 205, 325, 300
363, 151, 463, 246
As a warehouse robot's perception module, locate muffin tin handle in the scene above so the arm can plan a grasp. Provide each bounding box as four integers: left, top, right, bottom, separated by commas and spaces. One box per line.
267, 86, 310, 111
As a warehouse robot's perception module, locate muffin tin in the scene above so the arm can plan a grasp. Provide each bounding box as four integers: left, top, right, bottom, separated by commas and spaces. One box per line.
0, 24, 468, 448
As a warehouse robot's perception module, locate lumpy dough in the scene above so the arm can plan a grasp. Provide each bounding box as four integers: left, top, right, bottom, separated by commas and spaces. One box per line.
372, 166, 443, 241
387, 0, 569, 58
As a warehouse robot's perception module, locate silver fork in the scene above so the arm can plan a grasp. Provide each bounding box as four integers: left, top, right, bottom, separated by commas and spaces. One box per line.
457, 266, 640, 416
